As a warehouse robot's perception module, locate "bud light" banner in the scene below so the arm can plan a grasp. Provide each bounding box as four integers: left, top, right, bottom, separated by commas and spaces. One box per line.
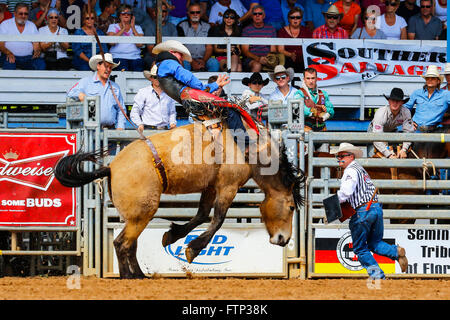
303, 40, 446, 86
0, 132, 78, 227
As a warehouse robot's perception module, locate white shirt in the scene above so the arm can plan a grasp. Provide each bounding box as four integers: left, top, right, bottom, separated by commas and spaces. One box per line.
0, 18, 38, 56
130, 84, 177, 127
39, 25, 69, 59
241, 88, 268, 110
269, 85, 296, 105
107, 23, 144, 59
208, 0, 248, 25
379, 14, 407, 40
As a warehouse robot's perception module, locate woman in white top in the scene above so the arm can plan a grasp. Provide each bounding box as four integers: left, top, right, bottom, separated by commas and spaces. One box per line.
378, 0, 407, 39
107, 4, 144, 71
39, 8, 71, 70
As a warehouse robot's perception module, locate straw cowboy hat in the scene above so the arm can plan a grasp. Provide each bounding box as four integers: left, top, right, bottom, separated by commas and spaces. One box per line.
442, 63, 450, 75
421, 65, 444, 82
331, 142, 363, 159
383, 87, 409, 103
152, 40, 192, 62
242, 72, 269, 86
89, 53, 119, 71
323, 5, 342, 17
143, 64, 158, 81
269, 65, 295, 82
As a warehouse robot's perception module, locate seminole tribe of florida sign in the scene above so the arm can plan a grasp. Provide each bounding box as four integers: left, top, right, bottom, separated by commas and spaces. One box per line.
0, 132, 78, 227
302, 39, 447, 86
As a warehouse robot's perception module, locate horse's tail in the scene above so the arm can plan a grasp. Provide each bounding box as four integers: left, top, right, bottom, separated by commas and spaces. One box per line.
54, 149, 110, 188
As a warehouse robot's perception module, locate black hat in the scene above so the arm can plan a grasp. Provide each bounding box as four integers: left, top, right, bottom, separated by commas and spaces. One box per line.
383, 88, 409, 103
242, 72, 270, 86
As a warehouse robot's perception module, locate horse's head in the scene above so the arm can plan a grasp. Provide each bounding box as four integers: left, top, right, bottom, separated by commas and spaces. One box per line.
256, 138, 305, 247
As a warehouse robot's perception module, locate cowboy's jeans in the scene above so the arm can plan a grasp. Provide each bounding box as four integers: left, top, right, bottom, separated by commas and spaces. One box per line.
349, 203, 398, 279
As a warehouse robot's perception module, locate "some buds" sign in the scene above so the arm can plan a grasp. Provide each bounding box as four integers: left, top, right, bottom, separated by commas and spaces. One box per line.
0, 132, 78, 227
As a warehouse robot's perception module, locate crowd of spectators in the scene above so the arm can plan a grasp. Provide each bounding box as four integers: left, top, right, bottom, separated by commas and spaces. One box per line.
0, 0, 447, 71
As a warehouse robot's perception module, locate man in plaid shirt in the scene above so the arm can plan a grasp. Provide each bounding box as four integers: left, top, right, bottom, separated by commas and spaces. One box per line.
312, 5, 349, 39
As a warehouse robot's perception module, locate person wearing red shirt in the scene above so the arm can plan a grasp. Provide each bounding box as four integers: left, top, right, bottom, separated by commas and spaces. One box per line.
0, 0, 12, 24
312, 5, 349, 38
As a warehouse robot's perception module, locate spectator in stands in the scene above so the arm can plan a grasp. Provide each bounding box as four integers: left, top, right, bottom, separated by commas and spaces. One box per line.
248, 0, 285, 31
147, 0, 174, 20
397, 0, 419, 23
407, 0, 442, 40
39, 8, 71, 70
443, 63, 450, 91
351, 8, 386, 38
367, 87, 414, 158
60, 0, 86, 34
241, 72, 269, 118
0, 2, 45, 70
403, 65, 449, 132
143, 3, 177, 70
130, 64, 177, 132
29, 0, 51, 28
312, 5, 349, 38
433, 0, 446, 36
72, 9, 108, 70
177, 2, 219, 72
97, 0, 118, 34
119, 0, 149, 27
281, 0, 305, 27
107, 4, 144, 71
304, 0, 331, 32
333, 0, 361, 36
168, 0, 187, 26
293, 67, 334, 132
241, 5, 277, 72
0, 0, 13, 24
277, 7, 311, 73
378, 0, 407, 39
67, 53, 126, 130
360, 0, 386, 16
268, 65, 297, 105
208, 8, 242, 72
208, 0, 247, 26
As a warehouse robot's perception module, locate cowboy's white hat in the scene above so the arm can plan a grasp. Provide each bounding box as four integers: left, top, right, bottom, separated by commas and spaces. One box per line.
152, 40, 192, 62
89, 53, 119, 71
421, 65, 444, 82
323, 5, 342, 16
442, 63, 450, 75
330, 142, 363, 159
269, 65, 295, 82
143, 64, 158, 80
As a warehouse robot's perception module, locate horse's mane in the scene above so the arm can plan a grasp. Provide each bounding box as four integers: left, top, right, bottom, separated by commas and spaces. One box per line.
279, 142, 306, 208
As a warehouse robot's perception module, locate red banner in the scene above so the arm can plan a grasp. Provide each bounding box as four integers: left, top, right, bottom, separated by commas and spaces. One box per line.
0, 132, 78, 227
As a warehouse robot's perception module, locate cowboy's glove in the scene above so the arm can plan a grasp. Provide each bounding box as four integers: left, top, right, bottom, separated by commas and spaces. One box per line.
321, 112, 330, 121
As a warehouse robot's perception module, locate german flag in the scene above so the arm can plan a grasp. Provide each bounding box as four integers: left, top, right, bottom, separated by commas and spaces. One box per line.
314, 237, 396, 274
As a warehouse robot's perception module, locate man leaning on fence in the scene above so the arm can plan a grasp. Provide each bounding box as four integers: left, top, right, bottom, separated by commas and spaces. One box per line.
403, 65, 449, 133
66, 53, 126, 130
367, 88, 414, 159
332, 142, 409, 279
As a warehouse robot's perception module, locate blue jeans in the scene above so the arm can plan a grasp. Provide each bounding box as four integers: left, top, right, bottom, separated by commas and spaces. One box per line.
114, 58, 143, 71
183, 58, 220, 72
1, 55, 45, 70
349, 202, 398, 279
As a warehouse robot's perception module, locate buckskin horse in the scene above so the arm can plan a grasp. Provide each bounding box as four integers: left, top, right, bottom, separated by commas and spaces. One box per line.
54, 123, 305, 279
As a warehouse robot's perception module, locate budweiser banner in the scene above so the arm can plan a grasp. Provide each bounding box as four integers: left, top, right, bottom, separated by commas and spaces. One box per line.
0, 132, 78, 227
303, 39, 447, 86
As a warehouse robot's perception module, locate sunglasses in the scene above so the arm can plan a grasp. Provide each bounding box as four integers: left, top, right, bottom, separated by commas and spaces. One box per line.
253, 12, 263, 16
189, 10, 201, 14
289, 15, 302, 20
420, 5, 431, 8
275, 75, 287, 81
223, 14, 236, 19
326, 15, 340, 20
251, 80, 264, 85
385, 1, 398, 6
85, 16, 95, 20
120, 11, 132, 15
17, 12, 29, 16
364, 16, 376, 20
336, 153, 352, 159
48, 16, 59, 19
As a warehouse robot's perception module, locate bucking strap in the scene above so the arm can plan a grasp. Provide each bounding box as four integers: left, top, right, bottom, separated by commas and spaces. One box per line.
144, 138, 168, 192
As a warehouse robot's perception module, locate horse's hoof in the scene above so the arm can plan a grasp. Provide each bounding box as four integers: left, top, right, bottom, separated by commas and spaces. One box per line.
185, 247, 197, 264
162, 231, 172, 247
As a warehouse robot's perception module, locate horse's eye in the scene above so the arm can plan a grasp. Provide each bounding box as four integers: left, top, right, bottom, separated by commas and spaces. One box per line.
290, 206, 295, 211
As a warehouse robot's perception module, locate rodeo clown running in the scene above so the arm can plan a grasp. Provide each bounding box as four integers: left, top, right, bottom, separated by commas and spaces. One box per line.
151, 40, 259, 148
332, 143, 409, 279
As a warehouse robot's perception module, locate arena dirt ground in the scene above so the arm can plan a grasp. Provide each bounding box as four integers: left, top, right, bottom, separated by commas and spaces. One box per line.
0, 276, 448, 300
